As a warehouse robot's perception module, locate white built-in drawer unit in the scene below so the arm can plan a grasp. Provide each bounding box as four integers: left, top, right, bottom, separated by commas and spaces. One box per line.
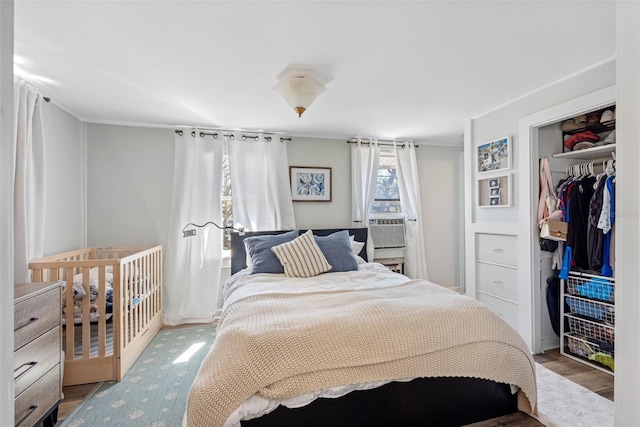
475, 262, 518, 302
476, 292, 519, 328
474, 232, 519, 332
475, 233, 518, 267
14, 281, 63, 427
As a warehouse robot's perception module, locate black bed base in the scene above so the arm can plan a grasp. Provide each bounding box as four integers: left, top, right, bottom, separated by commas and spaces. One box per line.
241, 377, 518, 427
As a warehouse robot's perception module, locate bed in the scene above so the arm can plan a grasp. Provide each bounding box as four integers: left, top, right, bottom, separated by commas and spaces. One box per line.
29, 245, 163, 386
185, 228, 537, 427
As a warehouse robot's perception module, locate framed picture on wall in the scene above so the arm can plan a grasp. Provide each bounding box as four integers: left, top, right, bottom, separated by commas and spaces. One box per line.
476, 136, 511, 175
478, 173, 511, 208
289, 166, 332, 202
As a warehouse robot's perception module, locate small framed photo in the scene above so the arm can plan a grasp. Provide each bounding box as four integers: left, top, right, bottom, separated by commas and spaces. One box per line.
478, 173, 511, 208
477, 136, 511, 175
290, 166, 332, 202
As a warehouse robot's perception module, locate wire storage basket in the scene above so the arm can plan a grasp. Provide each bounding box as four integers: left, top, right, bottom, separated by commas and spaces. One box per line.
565, 295, 615, 323
566, 333, 615, 372
566, 274, 615, 303
562, 271, 615, 374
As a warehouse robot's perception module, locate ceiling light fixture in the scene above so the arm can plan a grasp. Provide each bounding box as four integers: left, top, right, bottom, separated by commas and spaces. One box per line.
273, 67, 328, 117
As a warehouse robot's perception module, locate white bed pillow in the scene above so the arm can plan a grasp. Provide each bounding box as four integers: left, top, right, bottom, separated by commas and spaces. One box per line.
271, 230, 332, 278
349, 235, 365, 256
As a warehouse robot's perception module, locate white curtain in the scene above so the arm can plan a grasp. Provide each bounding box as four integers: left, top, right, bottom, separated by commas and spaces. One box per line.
163, 131, 223, 325
395, 142, 429, 280
227, 134, 295, 231
14, 77, 46, 283
351, 138, 380, 260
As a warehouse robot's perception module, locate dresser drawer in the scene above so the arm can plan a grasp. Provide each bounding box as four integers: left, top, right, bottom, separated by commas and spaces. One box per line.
476, 292, 519, 331
14, 325, 61, 397
476, 262, 518, 302
14, 286, 61, 350
14, 366, 60, 427
475, 233, 517, 267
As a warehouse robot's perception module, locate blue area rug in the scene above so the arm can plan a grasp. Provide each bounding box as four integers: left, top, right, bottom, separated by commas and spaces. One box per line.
61, 325, 216, 427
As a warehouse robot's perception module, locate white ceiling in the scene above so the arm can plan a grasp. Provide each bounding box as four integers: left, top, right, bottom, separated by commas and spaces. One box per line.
14, 1, 615, 145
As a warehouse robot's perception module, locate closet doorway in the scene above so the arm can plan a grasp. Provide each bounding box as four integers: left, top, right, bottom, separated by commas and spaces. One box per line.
517, 86, 615, 354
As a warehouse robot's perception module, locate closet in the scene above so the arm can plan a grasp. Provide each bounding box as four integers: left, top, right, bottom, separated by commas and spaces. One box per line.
518, 85, 616, 370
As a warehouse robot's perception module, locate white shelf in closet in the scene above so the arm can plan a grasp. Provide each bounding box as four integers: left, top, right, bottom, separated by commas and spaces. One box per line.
552, 144, 616, 160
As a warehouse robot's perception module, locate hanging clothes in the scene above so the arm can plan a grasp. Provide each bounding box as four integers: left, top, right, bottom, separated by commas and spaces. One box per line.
567, 175, 597, 269
559, 160, 615, 279
587, 175, 608, 270
600, 175, 616, 277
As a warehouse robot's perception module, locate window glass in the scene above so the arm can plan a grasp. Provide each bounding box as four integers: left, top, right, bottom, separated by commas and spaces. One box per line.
372, 153, 401, 213
221, 154, 233, 250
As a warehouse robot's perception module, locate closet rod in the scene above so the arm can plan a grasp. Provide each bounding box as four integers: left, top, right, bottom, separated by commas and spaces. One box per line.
174, 129, 291, 142
346, 139, 419, 148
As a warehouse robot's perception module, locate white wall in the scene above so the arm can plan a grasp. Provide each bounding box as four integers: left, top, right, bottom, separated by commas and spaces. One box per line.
41, 102, 86, 254
614, 1, 640, 424
416, 145, 463, 289
287, 137, 352, 229
84, 129, 464, 289
470, 59, 616, 224
86, 124, 174, 249
0, 1, 14, 423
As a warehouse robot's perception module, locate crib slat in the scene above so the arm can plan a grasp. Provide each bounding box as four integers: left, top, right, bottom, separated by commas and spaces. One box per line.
81, 266, 91, 358
98, 266, 107, 357
64, 267, 75, 360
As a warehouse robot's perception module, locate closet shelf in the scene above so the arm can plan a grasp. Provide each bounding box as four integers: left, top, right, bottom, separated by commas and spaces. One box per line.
553, 144, 616, 160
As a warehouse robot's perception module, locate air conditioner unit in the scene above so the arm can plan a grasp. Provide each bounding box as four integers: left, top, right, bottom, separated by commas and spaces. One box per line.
369, 218, 406, 248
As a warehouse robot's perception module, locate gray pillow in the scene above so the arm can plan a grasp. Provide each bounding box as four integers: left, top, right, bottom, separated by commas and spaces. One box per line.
314, 230, 359, 272
244, 231, 299, 274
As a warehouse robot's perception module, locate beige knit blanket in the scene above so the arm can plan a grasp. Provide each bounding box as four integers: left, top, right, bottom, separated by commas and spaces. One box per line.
185, 274, 537, 427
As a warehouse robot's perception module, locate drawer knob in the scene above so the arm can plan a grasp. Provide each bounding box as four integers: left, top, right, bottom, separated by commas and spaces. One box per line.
14, 361, 38, 380
493, 279, 505, 286
491, 248, 504, 253
15, 404, 38, 427
14, 317, 39, 332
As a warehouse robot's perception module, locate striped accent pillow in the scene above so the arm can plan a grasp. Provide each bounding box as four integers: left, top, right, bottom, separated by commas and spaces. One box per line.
271, 230, 332, 278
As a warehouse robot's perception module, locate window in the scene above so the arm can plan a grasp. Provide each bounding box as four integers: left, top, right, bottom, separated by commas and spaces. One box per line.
221, 154, 233, 250
371, 153, 401, 214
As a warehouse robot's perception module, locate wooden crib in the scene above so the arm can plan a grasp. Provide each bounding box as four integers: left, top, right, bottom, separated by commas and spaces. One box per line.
29, 246, 163, 386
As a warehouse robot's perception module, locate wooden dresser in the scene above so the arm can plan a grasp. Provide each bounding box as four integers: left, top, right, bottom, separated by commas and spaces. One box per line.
14, 282, 63, 427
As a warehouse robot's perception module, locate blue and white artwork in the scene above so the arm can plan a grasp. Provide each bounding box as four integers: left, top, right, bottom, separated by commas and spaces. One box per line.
296, 172, 325, 196
290, 167, 331, 201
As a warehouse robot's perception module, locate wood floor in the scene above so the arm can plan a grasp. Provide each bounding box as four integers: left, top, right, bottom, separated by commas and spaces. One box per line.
468, 348, 614, 427
52, 348, 614, 427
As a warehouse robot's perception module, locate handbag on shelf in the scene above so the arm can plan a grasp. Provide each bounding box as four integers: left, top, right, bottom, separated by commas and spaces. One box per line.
540, 219, 568, 242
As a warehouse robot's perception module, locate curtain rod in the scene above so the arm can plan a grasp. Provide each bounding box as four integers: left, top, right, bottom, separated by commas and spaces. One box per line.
174, 129, 291, 142
346, 139, 419, 148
